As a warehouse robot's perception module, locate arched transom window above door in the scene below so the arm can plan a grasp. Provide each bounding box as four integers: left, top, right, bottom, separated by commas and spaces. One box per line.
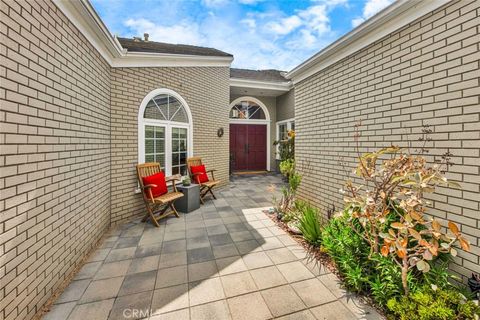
230, 100, 266, 120
138, 89, 193, 176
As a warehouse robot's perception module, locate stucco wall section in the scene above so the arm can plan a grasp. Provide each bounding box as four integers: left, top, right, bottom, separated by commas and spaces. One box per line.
276, 88, 295, 122
110, 66, 230, 224
294, 0, 480, 281
0, 1, 111, 319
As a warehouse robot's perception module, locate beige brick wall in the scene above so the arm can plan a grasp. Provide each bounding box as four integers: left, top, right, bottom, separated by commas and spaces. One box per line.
276, 88, 295, 122
110, 66, 230, 224
0, 1, 111, 319
294, 0, 480, 280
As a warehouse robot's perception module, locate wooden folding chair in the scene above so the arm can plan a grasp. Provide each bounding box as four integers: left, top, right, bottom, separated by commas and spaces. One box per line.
136, 163, 184, 227
187, 157, 220, 204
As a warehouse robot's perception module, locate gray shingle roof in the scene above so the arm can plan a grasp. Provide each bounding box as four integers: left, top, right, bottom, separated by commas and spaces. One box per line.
117, 37, 233, 57
230, 68, 288, 82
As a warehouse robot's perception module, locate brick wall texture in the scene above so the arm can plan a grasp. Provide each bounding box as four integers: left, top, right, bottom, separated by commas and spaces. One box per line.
294, 0, 479, 281
0, 1, 111, 319
111, 66, 230, 224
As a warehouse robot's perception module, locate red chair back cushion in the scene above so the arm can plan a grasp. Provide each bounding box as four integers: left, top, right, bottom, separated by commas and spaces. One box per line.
142, 172, 168, 198
190, 165, 209, 183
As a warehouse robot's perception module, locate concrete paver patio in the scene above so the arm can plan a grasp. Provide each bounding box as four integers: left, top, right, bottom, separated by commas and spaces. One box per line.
43, 175, 383, 320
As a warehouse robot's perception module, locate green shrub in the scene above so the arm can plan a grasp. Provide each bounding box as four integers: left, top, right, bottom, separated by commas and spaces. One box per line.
386, 285, 480, 320
298, 204, 322, 246
279, 159, 295, 178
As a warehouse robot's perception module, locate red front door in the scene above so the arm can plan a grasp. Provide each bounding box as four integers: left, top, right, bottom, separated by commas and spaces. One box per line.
230, 124, 267, 171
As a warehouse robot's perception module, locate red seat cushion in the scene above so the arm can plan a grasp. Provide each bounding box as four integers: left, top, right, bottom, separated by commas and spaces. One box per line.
142, 172, 168, 198
190, 165, 209, 183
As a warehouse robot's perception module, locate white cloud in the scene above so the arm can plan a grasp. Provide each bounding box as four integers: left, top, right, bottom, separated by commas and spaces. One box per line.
121, 1, 346, 70
125, 18, 204, 45
202, 0, 229, 7
352, 0, 393, 27
266, 15, 302, 35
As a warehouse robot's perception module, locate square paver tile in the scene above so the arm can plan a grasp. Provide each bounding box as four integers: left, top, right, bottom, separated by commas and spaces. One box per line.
74, 262, 102, 280
186, 228, 208, 239
277, 261, 315, 283
229, 231, 254, 242
220, 271, 257, 297
310, 301, 356, 320
190, 300, 231, 320
163, 231, 186, 242
114, 236, 141, 249
276, 310, 317, 320
149, 308, 189, 320
227, 292, 272, 320
94, 260, 131, 280
250, 266, 287, 290
162, 239, 187, 254
212, 243, 239, 259
43, 302, 76, 320
216, 256, 248, 275
128, 255, 160, 274
55, 279, 90, 304
235, 239, 262, 254
87, 249, 111, 262
209, 234, 233, 246
135, 243, 162, 258
187, 235, 210, 250
67, 299, 114, 320
291, 278, 336, 307
187, 247, 215, 264
80, 277, 124, 303
265, 247, 297, 264
242, 252, 273, 270
206, 225, 228, 235
277, 234, 298, 247
261, 237, 284, 250
151, 284, 189, 315
188, 260, 218, 282
261, 285, 306, 317
108, 290, 153, 320
119, 270, 156, 296
159, 251, 187, 269
189, 277, 225, 306
156, 265, 188, 289
105, 248, 135, 262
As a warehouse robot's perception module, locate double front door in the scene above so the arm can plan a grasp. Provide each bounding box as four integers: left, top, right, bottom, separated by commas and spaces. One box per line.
230, 123, 267, 171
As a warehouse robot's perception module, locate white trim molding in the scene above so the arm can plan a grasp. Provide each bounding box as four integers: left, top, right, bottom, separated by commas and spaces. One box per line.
229, 97, 271, 171
53, 0, 233, 68
230, 78, 292, 92
138, 88, 194, 176
275, 118, 295, 160
286, 0, 449, 84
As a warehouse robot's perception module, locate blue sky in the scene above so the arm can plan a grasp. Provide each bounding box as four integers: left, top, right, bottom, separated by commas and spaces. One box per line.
91, 0, 393, 70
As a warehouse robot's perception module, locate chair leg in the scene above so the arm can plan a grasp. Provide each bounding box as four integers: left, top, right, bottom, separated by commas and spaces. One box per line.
146, 204, 160, 228
208, 187, 217, 199
169, 202, 180, 218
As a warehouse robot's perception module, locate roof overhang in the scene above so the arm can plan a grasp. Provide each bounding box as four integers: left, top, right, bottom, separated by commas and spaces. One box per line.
230, 78, 292, 92
230, 78, 292, 97
53, 0, 233, 67
286, 0, 449, 84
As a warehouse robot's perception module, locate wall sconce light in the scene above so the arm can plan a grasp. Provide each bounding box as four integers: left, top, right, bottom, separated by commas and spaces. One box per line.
217, 127, 224, 137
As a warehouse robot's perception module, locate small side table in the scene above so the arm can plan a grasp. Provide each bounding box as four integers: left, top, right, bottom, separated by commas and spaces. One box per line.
175, 184, 200, 213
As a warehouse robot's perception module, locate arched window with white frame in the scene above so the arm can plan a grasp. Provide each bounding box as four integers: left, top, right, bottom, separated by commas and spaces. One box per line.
138, 89, 193, 176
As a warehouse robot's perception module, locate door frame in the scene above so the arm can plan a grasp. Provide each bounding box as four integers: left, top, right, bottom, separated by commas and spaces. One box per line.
229, 96, 271, 171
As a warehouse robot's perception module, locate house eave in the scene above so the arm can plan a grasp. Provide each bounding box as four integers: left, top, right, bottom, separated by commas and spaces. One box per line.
53, 0, 233, 68
229, 78, 292, 92
286, 0, 450, 84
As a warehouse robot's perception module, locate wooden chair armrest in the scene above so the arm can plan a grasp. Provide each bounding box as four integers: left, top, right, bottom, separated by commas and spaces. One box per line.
142, 184, 157, 189
141, 184, 156, 202
191, 172, 203, 176
166, 175, 180, 192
